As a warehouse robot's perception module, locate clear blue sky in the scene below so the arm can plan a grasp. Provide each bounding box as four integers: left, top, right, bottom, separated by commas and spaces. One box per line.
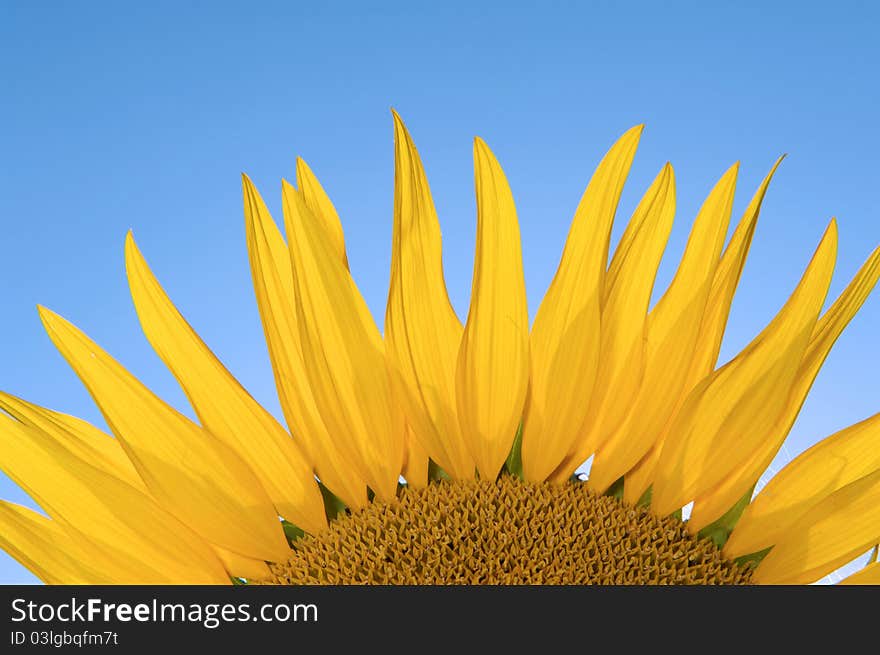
1, 1, 878, 583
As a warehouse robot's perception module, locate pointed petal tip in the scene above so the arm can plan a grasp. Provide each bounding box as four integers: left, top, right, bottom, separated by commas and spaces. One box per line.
472, 136, 494, 159
391, 109, 410, 141
768, 155, 786, 175
37, 305, 68, 343
626, 124, 645, 139
280, 177, 296, 195
605, 124, 644, 153
718, 161, 740, 181
123, 235, 142, 279
123, 230, 138, 256
37, 306, 79, 340
36, 304, 55, 323
660, 162, 676, 188
294, 157, 311, 184
823, 217, 839, 244
241, 174, 260, 206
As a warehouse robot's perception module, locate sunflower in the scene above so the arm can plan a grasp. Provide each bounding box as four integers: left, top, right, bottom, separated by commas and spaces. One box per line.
1, 113, 879, 586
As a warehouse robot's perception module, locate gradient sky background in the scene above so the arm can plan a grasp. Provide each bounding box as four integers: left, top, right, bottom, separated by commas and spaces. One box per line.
1, 1, 878, 583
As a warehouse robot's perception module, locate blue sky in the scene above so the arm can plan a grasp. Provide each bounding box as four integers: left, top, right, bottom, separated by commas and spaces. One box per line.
1, 1, 878, 583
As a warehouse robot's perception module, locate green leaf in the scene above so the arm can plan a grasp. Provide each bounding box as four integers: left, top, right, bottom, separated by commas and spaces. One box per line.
697, 485, 755, 549
503, 422, 524, 479
636, 485, 653, 507
318, 481, 349, 521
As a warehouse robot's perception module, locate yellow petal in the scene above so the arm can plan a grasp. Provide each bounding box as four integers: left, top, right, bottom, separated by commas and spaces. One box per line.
685, 156, 787, 387
0, 392, 145, 492
652, 221, 838, 516
593, 162, 677, 431
295, 157, 348, 269
384, 111, 472, 479
725, 412, 880, 558
0, 501, 104, 584
36, 409, 263, 579
840, 561, 880, 585
621, 447, 661, 506
691, 245, 880, 530
840, 547, 879, 585
125, 233, 326, 535
38, 306, 290, 563
586, 163, 739, 494
751, 470, 880, 585
622, 159, 783, 504
243, 175, 368, 508
564, 163, 676, 489
1, 397, 262, 580
522, 126, 642, 482
455, 138, 530, 480
401, 422, 429, 489
214, 546, 272, 580
0, 414, 229, 583
283, 180, 404, 500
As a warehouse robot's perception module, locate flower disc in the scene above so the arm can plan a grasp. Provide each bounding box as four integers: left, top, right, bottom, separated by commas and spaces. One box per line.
265, 476, 753, 585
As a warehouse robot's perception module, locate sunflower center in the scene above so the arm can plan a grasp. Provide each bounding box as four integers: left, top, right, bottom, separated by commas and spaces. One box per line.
264, 476, 752, 585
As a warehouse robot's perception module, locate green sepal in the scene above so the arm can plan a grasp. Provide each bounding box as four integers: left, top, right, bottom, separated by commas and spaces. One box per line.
318, 481, 349, 521
605, 476, 625, 500
427, 458, 450, 482
735, 546, 771, 569
669, 508, 683, 521
281, 519, 306, 547
636, 486, 653, 507
697, 485, 755, 549
503, 422, 524, 480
